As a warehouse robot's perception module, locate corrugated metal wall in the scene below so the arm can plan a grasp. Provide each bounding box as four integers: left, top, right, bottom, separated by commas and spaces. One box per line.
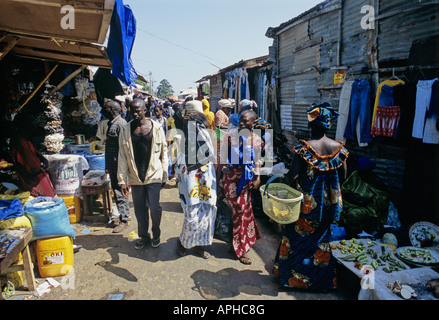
208, 73, 223, 112
277, 2, 342, 139
270, 0, 439, 208
378, 0, 439, 64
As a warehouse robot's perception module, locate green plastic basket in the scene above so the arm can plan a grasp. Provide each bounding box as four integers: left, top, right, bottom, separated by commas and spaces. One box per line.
259, 174, 303, 224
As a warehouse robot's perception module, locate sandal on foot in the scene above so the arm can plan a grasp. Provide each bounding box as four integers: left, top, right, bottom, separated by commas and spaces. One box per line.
135, 238, 150, 250
194, 246, 210, 259
238, 254, 252, 265
177, 240, 186, 257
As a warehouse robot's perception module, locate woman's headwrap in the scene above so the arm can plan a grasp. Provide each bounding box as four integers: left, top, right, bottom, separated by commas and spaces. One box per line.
230, 99, 258, 127
307, 102, 339, 129
201, 98, 210, 111
254, 118, 271, 130
218, 99, 234, 109
238, 99, 257, 112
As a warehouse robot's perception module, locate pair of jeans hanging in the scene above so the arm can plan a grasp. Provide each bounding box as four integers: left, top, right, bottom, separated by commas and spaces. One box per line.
344, 79, 372, 144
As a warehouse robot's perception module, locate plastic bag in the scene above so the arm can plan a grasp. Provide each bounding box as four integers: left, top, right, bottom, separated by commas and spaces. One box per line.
214, 197, 233, 243
0, 216, 31, 230
24, 197, 75, 241
0, 198, 24, 220
85, 154, 105, 171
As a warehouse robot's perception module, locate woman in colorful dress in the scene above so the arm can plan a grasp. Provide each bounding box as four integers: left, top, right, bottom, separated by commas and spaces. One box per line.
219, 109, 262, 265
273, 102, 348, 291
174, 100, 217, 259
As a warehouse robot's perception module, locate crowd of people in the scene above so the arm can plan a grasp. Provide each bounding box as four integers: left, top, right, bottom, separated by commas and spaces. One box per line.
93, 94, 349, 292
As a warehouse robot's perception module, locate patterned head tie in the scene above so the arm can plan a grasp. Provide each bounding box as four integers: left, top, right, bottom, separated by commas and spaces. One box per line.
239, 99, 257, 112
307, 102, 339, 129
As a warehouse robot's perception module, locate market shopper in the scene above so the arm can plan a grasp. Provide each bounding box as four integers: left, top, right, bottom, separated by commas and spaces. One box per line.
167, 103, 183, 181
103, 100, 130, 233
219, 109, 262, 265
152, 105, 167, 134
201, 98, 215, 130
273, 102, 348, 291
117, 98, 168, 249
173, 101, 217, 259
214, 99, 234, 169
10, 113, 56, 197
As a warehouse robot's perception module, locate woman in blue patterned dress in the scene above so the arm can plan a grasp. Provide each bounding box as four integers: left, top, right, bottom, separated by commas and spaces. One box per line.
273, 102, 349, 291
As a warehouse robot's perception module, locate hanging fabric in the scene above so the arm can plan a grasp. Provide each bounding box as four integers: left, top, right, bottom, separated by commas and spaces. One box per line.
343, 79, 372, 146
412, 78, 439, 143
335, 80, 354, 142
371, 79, 405, 130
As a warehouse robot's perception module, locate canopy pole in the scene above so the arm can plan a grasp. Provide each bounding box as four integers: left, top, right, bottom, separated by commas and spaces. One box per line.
49, 65, 86, 96
17, 63, 59, 112
0, 36, 19, 61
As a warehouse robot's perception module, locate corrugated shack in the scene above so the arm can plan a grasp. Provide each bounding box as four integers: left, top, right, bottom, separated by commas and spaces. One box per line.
265, 0, 439, 227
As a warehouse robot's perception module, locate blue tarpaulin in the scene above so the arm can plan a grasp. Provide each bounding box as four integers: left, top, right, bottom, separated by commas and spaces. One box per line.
107, 0, 137, 86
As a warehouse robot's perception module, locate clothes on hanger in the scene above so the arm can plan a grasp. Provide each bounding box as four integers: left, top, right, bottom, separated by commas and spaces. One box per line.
371, 83, 404, 138
371, 105, 401, 137
343, 79, 372, 146
412, 78, 439, 144
371, 79, 405, 130
335, 79, 354, 142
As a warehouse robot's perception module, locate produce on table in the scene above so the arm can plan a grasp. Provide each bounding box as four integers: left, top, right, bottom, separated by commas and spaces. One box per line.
398, 247, 437, 264
387, 281, 417, 299
334, 238, 407, 272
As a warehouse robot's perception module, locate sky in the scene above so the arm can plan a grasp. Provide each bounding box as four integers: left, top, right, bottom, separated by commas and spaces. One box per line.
123, 0, 323, 94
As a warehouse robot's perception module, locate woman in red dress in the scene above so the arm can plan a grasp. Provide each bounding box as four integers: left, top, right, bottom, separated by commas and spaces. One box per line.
219, 110, 262, 264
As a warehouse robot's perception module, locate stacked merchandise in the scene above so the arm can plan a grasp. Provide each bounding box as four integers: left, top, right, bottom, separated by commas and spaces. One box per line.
40, 82, 65, 153
74, 76, 102, 126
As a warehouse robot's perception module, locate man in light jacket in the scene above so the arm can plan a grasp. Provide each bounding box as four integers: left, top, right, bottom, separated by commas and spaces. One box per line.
118, 98, 168, 249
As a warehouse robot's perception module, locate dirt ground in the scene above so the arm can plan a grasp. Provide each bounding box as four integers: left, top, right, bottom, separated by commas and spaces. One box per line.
9, 183, 358, 302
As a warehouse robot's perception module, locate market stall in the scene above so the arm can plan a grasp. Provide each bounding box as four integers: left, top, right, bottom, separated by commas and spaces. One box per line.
331, 235, 439, 300
0, 0, 140, 298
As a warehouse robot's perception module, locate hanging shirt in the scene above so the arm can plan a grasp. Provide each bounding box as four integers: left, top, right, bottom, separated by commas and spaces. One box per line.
412, 78, 439, 141
422, 80, 439, 144
371, 79, 405, 130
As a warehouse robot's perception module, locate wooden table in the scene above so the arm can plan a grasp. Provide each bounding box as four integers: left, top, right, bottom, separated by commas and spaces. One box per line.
0, 228, 36, 297
81, 180, 112, 222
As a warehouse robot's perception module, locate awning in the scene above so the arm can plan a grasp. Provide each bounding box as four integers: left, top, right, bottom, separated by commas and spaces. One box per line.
0, 33, 112, 68
0, 0, 114, 44
0, 0, 115, 68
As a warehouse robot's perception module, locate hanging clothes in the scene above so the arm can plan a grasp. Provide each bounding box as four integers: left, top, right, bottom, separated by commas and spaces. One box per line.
371, 79, 405, 129
335, 80, 354, 142
371, 83, 404, 138
422, 79, 439, 144
412, 78, 439, 143
371, 106, 401, 137
393, 82, 417, 144
344, 79, 372, 146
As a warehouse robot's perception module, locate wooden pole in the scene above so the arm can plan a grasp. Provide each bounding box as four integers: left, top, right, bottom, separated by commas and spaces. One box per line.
0, 36, 19, 61
17, 63, 58, 112
49, 65, 86, 96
